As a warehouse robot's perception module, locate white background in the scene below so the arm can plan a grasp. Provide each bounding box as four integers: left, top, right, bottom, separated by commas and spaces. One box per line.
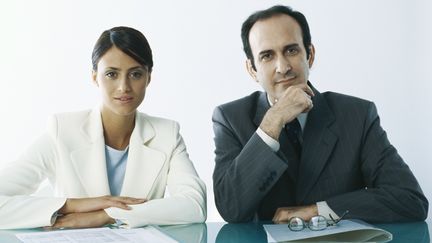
0, 0, 431, 222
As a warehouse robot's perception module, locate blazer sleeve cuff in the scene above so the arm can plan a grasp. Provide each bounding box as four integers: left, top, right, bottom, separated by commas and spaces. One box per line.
0, 196, 66, 229
256, 128, 280, 152
104, 207, 147, 229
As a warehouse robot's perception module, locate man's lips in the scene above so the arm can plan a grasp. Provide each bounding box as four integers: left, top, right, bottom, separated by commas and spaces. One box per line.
275, 75, 296, 84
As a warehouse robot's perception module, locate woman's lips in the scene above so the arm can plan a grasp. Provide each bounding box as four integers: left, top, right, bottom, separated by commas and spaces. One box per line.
114, 96, 133, 104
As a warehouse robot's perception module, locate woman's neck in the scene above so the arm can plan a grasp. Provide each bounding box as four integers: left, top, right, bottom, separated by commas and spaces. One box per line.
101, 110, 136, 150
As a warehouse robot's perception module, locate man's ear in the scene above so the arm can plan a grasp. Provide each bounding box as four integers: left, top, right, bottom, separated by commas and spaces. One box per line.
308, 44, 316, 68
92, 70, 99, 86
246, 59, 258, 82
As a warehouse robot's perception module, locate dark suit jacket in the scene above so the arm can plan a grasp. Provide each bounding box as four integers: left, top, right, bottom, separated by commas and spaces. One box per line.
212, 85, 428, 223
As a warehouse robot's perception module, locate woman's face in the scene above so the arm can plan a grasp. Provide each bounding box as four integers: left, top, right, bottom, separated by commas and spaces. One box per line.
92, 46, 150, 118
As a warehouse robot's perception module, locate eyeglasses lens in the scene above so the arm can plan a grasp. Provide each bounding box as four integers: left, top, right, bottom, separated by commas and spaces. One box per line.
288, 217, 305, 231
308, 216, 327, 231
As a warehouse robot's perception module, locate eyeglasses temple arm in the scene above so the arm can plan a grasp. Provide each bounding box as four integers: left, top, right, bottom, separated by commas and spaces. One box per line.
329, 210, 349, 224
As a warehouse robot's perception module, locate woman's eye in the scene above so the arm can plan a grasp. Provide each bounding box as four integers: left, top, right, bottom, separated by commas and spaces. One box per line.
129, 71, 143, 79
105, 71, 117, 79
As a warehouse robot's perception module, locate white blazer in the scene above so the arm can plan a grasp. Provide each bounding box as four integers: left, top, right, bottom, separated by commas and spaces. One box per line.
0, 109, 206, 229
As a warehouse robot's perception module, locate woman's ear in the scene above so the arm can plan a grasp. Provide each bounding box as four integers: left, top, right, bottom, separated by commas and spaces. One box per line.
92, 70, 99, 86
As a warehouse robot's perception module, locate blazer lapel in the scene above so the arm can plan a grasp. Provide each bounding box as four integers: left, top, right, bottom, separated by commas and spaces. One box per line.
70, 109, 111, 196
253, 92, 270, 127
120, 113, 166, 198
297, 85, 338, 203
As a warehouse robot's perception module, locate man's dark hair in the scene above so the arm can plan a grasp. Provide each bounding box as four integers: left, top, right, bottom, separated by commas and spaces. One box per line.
241, 5, 312, 70
92, 26, 153, 72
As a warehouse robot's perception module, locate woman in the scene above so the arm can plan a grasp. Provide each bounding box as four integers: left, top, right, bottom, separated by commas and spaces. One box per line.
0, 26, 206, 229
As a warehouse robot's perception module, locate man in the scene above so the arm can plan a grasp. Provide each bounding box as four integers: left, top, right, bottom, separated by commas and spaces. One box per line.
212, 5, 428, 223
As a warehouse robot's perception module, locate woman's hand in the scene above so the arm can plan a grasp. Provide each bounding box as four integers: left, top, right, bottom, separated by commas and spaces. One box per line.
47, 210, 116, 229
59, 196, 147, 214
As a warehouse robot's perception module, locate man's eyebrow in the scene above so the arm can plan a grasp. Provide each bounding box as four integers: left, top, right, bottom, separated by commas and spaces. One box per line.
257, 43, 300, 57
258, 49, 274, 56
283, 43, 300, 51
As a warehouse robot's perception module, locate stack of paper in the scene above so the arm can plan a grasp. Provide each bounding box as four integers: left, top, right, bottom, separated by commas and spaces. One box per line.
264, 220, 392, 242
16, 226, 178, 243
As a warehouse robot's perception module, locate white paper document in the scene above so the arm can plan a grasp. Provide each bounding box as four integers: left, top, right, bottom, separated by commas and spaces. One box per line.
16, 226, 178, 243
264, 219, 392, 242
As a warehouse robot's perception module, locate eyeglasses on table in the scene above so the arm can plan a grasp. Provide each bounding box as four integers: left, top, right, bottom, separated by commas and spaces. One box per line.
288, 210, 349, 231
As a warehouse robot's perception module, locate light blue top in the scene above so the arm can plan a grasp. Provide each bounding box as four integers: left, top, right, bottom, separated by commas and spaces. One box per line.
105, 145, 129, 196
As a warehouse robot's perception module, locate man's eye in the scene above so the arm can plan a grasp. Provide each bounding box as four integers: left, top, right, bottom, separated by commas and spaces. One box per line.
286, 48, 299, 55
129, 71, 143, 79
105, 71, 117, 79
260, 53, 272, 61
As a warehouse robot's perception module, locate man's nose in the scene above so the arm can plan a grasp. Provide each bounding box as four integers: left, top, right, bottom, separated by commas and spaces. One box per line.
276, 56, 291, 74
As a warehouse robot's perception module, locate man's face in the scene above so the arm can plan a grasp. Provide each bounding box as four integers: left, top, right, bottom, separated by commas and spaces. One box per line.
247, 14, 315, 102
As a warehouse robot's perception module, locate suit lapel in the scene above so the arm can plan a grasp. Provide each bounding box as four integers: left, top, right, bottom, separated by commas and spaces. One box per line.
70, 109, 111, 196
120, 113, 166, 198
297, 86, 338, 203
253, 92, 270, 127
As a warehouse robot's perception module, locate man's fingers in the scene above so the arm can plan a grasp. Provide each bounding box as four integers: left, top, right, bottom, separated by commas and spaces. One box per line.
273, 207, 297, 223
273, 208, 286, 223
301, 83, 315, 97
272, 211, 279, 222
273, 205, 318, 224
303, 99, 314, 113
273, 213, 286, 224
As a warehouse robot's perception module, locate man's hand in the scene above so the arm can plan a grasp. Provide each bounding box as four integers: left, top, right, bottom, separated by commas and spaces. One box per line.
260, 83, 314, 140
47, 210, 115, 229
59, 196, 147, 214
272, 204, 318, 224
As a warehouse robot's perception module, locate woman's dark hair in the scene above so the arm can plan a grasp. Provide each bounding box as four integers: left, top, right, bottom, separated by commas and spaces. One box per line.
241, 5, 312, 70
92, 26, 153, 72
